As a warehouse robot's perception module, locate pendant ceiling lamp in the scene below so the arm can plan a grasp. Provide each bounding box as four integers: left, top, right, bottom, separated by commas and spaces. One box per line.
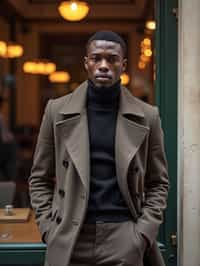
6, 43, 24, 58
0, 41, 7, 57
23, 60, 56, 75
0, 41, 23, 58
145, 20, 156, 30
58, 1, 89, 21
49, 71, 71, 83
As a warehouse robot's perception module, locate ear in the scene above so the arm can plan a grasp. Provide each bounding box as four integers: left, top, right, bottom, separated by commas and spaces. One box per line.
122, 58, 127, 72
84, 56, 88, 71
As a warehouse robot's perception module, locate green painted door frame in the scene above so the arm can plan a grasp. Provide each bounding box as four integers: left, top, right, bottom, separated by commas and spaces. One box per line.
156, 0, 178, 265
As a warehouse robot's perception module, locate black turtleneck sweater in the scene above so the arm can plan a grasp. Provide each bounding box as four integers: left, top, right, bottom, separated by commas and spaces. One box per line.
85, 80, 132, 223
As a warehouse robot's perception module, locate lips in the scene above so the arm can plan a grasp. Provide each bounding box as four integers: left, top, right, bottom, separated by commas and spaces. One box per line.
95, 75, 112, 80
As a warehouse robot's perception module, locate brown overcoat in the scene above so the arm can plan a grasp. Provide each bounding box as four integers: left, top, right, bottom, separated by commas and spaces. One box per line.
29, 81, 169, 266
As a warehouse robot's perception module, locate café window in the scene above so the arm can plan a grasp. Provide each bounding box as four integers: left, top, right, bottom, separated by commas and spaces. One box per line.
0, 1, 155, 265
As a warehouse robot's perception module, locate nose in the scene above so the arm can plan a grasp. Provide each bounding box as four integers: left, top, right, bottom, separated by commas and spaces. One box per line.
99, 59, 109, 72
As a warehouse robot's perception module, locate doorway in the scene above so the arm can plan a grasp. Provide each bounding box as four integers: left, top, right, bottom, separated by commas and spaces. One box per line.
155, 0, 178, 265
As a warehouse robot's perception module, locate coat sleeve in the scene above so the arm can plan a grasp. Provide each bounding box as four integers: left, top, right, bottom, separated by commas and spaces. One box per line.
29, 100, 55, 242
136, 107, 169, 246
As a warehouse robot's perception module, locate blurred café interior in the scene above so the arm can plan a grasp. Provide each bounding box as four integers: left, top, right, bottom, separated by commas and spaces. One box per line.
0, 0, 155, 247
0, 0, 155, 209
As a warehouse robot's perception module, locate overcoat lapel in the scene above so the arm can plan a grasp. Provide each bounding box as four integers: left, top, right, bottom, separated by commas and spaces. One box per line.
55, 82, 150, 200
56, 81, 90, 191
115, 88, 150, 218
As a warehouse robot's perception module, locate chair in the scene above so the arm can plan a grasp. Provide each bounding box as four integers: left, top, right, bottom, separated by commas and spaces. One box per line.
0, 181, 16, 208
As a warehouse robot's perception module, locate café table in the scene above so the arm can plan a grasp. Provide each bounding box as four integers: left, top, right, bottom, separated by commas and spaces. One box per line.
0, 208, 46, 265
0, 209, 166, 265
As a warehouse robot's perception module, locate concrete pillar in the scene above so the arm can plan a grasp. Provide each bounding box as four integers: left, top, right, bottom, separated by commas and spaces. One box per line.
178, 0, 200, 265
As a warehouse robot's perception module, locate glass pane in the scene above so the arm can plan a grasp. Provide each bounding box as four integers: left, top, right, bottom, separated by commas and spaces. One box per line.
0, 1, 157, 265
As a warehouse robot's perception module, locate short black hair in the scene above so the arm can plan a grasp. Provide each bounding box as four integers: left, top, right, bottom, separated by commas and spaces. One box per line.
86, 30, 127, 57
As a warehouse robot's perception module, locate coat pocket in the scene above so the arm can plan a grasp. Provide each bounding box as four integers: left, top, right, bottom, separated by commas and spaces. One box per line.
132, 222, 147, 259
132, 193, 143, 216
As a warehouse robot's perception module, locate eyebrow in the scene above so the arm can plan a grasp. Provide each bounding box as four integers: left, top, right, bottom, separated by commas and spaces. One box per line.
89, 52, 121, 57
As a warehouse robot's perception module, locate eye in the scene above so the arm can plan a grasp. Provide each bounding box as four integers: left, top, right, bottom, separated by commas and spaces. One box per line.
90, 55, 101, 62
107, 55, 119, 63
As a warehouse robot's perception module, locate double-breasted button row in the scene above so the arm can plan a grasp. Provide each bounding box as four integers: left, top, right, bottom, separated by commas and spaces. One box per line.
51, 210, 62, 224
56, 216, 62, 224
62, 160, 69, 168
51, 210, 57, 221
132, 166, 139, 173
58, 189, 65, 198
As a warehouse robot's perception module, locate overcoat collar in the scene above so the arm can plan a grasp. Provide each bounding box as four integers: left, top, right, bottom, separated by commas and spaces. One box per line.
56, 81, 149, 206
59, 81, 88, 116
59, 80, 145, 118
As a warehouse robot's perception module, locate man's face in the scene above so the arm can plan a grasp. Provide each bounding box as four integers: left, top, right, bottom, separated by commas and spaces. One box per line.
84, 40, 127, 88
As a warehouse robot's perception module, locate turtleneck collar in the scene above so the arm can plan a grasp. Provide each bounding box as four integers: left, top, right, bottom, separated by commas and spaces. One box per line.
87, 79, 121, 109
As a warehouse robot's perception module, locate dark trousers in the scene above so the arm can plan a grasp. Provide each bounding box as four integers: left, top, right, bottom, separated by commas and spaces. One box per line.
70, 220, 146, 266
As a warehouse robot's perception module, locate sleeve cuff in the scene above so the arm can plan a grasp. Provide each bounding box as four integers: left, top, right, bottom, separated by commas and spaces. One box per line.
135, 219, 159, 247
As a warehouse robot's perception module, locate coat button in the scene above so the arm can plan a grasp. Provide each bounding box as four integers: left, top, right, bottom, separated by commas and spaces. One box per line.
62, 160, 69, 168
56, 216, 62, 224
58, 189, 65, 198
134, 166, 139, 173
51, 210, 57, 221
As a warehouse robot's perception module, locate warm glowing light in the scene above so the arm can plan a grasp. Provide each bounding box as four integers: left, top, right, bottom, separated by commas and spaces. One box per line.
36, 63, 45, 74
23, 61, 56, 75
0, 41, 24, 58
49, 71, 71, 83
6, 43, 23, 58
58, 1, 89, 21
0, 41, 7, 57
144, 49, 152, 57
23, 62, 36, 73
120, 73, 130, 86
146, 20, 156, 30
140, 54, 150, 63
71, 2, 78, 10
43, 63, 56, 74
141, 38, 151, 49
138, 37, 152, 70
143, 38, 151, 46
138, 61, 146, 70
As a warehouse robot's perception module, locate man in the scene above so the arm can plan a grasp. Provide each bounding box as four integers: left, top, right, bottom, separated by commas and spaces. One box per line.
29, 31, 169, 266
